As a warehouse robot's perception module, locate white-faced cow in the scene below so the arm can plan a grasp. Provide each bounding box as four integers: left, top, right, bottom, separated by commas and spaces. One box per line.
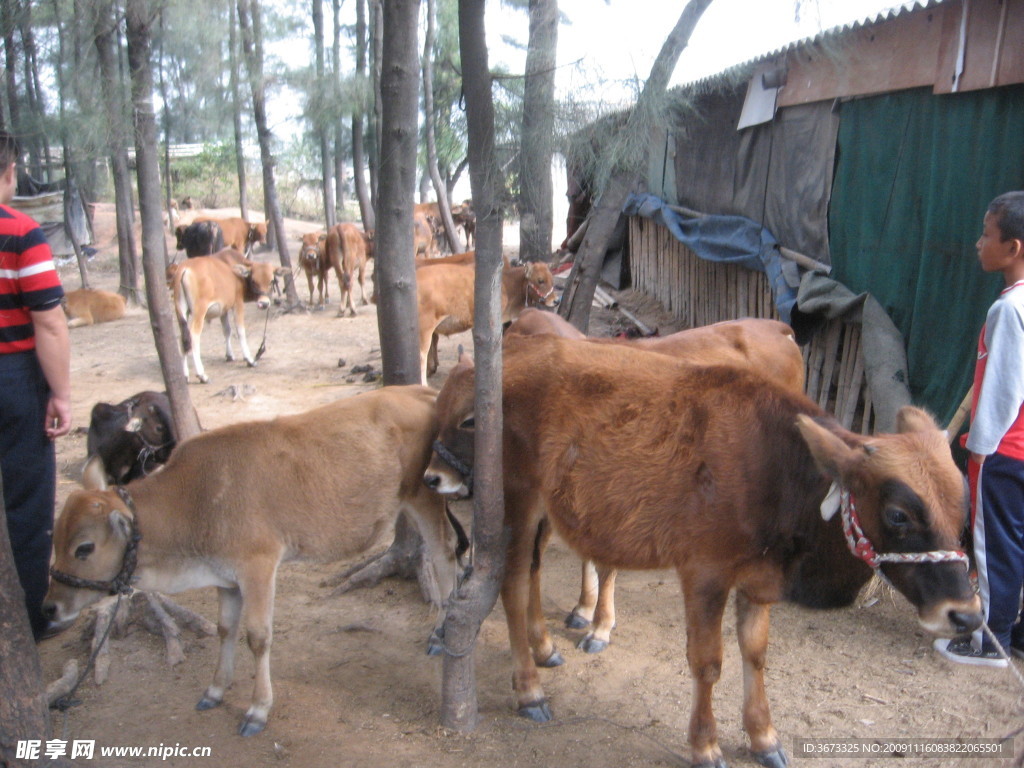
415, 260, 557, 384
423, 334, 981, 768
506, 310, 807, 654
44, 386, 461, 738
172, 255, 287, 383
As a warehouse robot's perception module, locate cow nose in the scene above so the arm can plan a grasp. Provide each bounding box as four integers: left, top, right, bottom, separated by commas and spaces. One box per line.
949, 608, 983, 635
257, 297, 270, 310
424, 473, 441, 490
41, 602, 57, 621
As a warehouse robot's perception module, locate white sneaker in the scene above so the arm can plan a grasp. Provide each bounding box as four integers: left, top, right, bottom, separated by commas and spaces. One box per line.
933, 637, 1008, 668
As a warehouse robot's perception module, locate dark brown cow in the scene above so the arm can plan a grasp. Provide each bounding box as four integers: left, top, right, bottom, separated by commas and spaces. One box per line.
414, 260, 557, 384
83, 391, 177, 487
326, 222, 370, 317
506, 310, 806, 652
423, 335, 981, 768
172, 256, 287, 383
44, 386, 461, 737
174, 220, 224, 257
451, 200, 475, 249
297, 231, 329, 307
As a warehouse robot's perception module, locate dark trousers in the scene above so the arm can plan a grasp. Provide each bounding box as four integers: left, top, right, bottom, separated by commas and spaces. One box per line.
973, 451, 1024, 651
0, 350, 56, 640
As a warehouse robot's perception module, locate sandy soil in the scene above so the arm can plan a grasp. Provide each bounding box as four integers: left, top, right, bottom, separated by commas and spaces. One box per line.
35, 205, 1024, 767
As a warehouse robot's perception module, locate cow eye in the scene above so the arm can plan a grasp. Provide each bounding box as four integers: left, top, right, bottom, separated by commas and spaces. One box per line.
75, 542, 95, 560
459, 417, 475, 430
884, 506, 911, 530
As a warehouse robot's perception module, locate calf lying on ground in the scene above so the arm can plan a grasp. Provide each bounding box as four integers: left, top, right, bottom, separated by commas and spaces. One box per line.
44, 385, 461, 737
84, 391, 177, 486
424, 336, 980, 768
63, 289, 127, 328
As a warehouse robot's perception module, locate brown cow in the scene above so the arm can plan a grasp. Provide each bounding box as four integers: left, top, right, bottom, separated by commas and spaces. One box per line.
297, 231, 329, 307
413, 211, 437, 259
506, 310, 806, 652
451, 200, 475, 249
326, 222, 370, 317
63, 289, 127, 328
195, 216, 267, 256
172, 255, 287, 383
423, 335, 981, 768
43, 385, 461, 737
415, 260, 557, 384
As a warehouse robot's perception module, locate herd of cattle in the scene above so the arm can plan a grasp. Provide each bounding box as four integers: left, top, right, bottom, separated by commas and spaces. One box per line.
44, 201, 983, 767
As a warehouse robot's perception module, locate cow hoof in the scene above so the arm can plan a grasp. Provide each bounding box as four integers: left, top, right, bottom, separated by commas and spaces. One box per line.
576, 635, 608, 654
517, 700, 552, 723
238, 716, 266, 737
693, 758, 728, 768
754, 747, 788, 768
198, 375, 210, 384
564, 609, 591, 629
538, 649, 564, 668
246, 359, 257, 368
196, 696, 221, 711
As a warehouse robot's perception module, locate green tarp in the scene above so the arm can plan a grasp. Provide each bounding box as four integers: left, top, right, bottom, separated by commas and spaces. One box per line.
828, 84, 1024, 428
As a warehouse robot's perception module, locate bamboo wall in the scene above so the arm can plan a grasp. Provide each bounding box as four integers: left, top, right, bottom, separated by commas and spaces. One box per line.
628, 216, 874, 433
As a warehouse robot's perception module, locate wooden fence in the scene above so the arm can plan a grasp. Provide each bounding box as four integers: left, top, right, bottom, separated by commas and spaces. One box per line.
628, 215, 875, 433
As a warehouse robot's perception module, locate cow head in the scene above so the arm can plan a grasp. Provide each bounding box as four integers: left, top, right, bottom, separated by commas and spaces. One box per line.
423, 350, 477, 497
249, 222, 269, 247
174, 224, 188, 251
125, 391, 175, 448
298, 232, 326, 268
234, 262, 287, 308
43, 487, 137, 627
797, 406, 981, 637
524, 262, 558, 308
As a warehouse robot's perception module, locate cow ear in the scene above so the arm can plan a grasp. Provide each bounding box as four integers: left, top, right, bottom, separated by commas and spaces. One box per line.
525, 263, 535, 278
108, 510, 132, 541
895, 406, 941, 435
232, 264, 253, 278
82, 456, 109, 491
796, 414, 859, 480
275, 267, 289, 276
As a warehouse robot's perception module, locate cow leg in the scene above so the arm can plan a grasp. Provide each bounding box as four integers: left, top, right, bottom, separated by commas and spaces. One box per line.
427, 333, 440, 377
189, 314, 210, 384
234, 306, 257, 367
197, 585, 243, 711
578, 566, 617, 654
419, 323, 437, 385
502, 503, 553, 722
358, 265, 368, 306
220, 314, 235, 361
236, 557, 279, 737
527, 518, 561, 668
681, 573, 730, 768
736, 593, 787, 768
566, 559, 597, 628
305, 270, 315, 306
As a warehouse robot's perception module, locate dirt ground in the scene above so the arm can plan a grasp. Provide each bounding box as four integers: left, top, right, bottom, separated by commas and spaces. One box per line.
36, 204, 1024, 767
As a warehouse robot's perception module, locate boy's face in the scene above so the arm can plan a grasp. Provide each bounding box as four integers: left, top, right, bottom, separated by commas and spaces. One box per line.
976, 211, 1023, 274
0, 161, 15, 206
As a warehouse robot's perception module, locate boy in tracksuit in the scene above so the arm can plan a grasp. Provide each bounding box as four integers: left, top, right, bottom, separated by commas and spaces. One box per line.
935, 191, 1024, 668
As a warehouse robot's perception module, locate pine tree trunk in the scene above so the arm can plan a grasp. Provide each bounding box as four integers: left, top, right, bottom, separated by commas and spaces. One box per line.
518, 0, 558, 263
352, 0, 375, 230
228, 1, 249, 220
440, 0, 508, 732
126, 0, 202, 442
312, 0, 336, 229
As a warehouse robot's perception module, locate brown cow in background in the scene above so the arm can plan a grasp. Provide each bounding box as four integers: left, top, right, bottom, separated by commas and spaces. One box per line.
63, 289, 127, 328
326, 223, 371, 317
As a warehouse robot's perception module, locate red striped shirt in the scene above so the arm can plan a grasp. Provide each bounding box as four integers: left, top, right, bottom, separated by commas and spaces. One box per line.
0, 203, 64, 353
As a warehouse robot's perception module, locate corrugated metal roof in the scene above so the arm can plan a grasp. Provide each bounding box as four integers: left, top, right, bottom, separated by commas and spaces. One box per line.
683, 0, 953, 90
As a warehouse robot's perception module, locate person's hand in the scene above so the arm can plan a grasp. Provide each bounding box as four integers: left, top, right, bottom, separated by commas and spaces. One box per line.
45, 395, 71, 439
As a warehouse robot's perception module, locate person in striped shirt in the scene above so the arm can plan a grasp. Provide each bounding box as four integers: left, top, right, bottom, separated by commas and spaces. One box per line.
935, 191, 1024, 669
0, 130, 71, 642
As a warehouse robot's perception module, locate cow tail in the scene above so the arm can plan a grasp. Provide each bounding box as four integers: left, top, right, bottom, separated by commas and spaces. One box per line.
176, 268, 195, 353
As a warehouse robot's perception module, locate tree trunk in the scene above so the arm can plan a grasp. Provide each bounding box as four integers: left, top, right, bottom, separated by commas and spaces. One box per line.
561, 0, 713, 332
126, 0, 202, 442
0, 477, 63, 768
237, 0, 300, 307
332, 0, 347, 212
440, 0, 507, 732
518, 0, 558, 263
158, 13, 176, 236
369, 0, 383, 210
228, 0, 249, 220
312, 0, 336, 229
94, 0, 142, 304
351, 0, 374, 230
423, 0, 463, 254
2, 1, 19, 137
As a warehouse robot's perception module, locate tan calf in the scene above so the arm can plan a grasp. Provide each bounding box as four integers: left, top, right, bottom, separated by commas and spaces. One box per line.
415, 260, 557, 384
63, 289, 127, 328
172, 255, 287, 383
297, 231, 329, 307
326, 223, 370, 317
424, 336, 980, 768
44, 386, 460, 737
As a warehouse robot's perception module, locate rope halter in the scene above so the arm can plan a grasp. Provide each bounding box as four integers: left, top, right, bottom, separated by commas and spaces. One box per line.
431, 439, 474, 495
839, 488, 968, 571
49, 487, 142, 596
